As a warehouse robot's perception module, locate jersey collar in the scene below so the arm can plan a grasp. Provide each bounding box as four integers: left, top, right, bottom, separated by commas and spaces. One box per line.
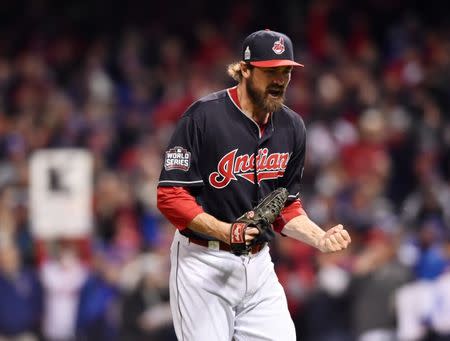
227, 86, 273, 139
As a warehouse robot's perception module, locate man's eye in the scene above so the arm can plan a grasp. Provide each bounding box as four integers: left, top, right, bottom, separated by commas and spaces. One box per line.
267, 69, 277, 75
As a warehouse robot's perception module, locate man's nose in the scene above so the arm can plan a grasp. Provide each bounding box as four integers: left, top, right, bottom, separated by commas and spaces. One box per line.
272, 77, 284, 86
273, 73, 287, 85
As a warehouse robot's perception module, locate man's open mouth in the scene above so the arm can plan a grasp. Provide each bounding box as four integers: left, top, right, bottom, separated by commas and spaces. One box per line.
267, 88, 284, 97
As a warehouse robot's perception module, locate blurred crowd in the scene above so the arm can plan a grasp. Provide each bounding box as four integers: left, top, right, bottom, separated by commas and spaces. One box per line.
0, 0, 449, 340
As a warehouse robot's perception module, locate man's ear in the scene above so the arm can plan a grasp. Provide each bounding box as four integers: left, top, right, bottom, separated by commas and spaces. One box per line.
240, 62, 252, 79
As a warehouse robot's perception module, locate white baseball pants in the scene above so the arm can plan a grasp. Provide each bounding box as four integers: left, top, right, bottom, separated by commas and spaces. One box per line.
169, 230, 296, 341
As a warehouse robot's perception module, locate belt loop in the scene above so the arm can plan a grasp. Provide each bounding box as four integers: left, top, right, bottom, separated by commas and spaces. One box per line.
177, 230, 190, 246
208, 241, 220, 250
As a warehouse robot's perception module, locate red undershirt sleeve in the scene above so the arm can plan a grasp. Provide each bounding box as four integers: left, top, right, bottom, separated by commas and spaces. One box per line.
272, 199, 307, 234
157, 186, 306, 234
157, 186, 204, 230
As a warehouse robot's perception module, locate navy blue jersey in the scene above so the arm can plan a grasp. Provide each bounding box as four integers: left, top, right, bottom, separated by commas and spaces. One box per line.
159, 87, 306, 228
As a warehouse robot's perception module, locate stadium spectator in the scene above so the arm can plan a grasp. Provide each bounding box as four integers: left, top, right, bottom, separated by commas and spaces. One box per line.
0, 241, 42, 341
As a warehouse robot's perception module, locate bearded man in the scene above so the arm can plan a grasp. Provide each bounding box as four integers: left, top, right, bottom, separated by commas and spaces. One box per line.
157, 29, 351, 341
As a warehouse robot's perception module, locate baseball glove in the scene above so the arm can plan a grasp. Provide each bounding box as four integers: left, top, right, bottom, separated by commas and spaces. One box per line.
230, 187, 289, 256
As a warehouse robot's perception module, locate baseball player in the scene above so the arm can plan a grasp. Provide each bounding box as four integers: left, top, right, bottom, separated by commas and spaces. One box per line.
157, 29, 351, 341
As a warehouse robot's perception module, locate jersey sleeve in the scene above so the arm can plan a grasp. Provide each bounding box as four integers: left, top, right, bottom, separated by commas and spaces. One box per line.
158, 111, 204, 187
278, 116, 306, 201
157, 186, 204, 230
272, 199, 307, 233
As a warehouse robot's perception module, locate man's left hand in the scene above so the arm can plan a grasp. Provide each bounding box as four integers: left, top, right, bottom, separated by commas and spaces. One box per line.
318, 224, 351, 252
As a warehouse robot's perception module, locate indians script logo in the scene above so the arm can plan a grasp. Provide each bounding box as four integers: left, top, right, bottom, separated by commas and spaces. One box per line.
164, 146, 191, 172
272, 37, 285, 55
209, 148, 290, 189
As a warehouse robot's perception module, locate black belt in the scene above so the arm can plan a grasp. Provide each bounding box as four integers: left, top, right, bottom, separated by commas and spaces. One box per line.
183, 233, 265, 254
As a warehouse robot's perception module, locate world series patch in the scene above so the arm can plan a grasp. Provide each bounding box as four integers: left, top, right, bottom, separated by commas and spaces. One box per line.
164, 146, 191, 171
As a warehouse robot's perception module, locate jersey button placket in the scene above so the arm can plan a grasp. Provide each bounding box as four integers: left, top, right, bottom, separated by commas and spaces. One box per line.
255, 123, 274, 202
241, 255, 250, 300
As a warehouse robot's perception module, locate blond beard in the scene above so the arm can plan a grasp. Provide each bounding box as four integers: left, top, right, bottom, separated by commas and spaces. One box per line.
246, 77, 286, 113
263, 95, 285, 112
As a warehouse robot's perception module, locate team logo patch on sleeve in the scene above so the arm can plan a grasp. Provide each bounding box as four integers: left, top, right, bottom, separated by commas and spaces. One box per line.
164, 146, 191, 171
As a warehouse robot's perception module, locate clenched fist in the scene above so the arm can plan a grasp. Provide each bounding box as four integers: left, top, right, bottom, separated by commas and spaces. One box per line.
318, 224, 351, 252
